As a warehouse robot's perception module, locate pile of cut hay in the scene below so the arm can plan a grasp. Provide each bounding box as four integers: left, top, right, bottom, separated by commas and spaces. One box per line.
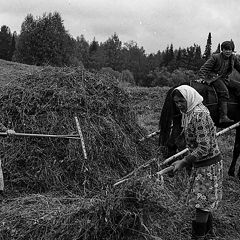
0, 66, 184, 240
0, 176, 183, 240
0, 67, 155, 194
1, 64, 240, 240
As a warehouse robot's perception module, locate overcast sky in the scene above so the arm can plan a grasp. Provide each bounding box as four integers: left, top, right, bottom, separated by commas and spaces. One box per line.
1, 0, 240, 54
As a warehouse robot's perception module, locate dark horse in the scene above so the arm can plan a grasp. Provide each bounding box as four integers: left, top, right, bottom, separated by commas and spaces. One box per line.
158, 80, 240, 178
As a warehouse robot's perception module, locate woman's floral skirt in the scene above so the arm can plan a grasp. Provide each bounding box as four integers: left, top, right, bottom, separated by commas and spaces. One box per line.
186, 160, 223, 211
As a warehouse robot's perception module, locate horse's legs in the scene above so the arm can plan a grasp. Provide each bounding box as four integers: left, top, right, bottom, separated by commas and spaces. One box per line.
228, 127, 240, 177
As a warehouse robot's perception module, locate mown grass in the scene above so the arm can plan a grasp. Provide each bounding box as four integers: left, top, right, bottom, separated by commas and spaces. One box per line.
0, 60, 239, 240
126, 86, 170, 134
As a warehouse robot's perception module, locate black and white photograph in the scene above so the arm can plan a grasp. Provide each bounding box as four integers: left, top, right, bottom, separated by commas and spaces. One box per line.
0, 1, 240, 239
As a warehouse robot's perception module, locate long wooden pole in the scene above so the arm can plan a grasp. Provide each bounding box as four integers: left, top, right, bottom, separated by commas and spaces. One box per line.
157, 165, 175, 176
114, 121, 240, 185
113, 157, 157, 187
74, 116, 88, 195
157, 121, 240, 175
139, 130, 160, 142
216, 121, 240, 137
161, 121, 240, 166
0, 132, 80, 139
74, 116, 88, 160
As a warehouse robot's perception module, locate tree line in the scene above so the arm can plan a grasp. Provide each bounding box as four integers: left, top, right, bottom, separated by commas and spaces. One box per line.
0, 12, 218, 87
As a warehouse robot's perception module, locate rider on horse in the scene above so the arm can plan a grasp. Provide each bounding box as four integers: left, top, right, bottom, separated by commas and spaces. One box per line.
198, 40, 240, 124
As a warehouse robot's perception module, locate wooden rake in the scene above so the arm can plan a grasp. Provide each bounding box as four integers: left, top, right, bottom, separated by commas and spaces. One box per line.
0, 132, 81, 140
157, 121, 240, 175
114, 121, 240, 186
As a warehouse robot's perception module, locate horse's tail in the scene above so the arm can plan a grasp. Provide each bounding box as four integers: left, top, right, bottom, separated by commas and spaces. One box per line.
158, 87, 175, 146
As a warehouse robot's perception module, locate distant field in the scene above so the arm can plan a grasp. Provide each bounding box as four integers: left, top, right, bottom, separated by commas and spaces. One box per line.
0, 59, 42, 87
126, 86, 170, 134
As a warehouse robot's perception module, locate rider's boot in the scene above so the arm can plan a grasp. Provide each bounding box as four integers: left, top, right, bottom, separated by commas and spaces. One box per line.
219, 101, 234, 124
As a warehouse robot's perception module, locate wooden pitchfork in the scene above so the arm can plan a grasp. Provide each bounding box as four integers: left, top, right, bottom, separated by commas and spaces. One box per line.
157, 121, 240, 175
114, 121, 240, 186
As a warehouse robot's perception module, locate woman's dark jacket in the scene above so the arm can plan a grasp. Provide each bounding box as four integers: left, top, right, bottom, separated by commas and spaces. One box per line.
198, 53, 240, 84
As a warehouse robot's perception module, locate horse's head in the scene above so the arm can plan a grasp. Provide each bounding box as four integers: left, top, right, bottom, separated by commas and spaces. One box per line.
159, 87, 186, 158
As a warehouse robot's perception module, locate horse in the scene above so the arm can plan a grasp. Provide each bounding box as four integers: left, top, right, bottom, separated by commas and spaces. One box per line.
158, 80, 240, 179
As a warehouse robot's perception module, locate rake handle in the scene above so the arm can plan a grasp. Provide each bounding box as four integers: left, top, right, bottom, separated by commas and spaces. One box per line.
157, 165, 174, 175
0, 132, 80, 139
162, 121, 240, 166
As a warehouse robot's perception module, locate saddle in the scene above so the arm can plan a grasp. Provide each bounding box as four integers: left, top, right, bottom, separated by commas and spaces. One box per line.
190, 81, 238, 106
190, 81, 218, 106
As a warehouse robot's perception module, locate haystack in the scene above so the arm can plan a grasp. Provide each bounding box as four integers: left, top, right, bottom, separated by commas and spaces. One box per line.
0, 67, 155, 193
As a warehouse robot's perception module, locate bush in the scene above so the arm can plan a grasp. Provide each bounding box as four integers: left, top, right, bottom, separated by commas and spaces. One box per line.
100, 67, 120, 79
120, 70, 135, 86
150, 67, 198, 87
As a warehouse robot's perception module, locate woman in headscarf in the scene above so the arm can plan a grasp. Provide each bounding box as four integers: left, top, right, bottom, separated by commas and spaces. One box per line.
171, 85, 223, 240
0, 124, 15, 203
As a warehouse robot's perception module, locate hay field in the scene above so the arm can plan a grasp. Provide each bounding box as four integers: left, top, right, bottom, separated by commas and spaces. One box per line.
0, 60, 239, 240
0, 59, 42, 87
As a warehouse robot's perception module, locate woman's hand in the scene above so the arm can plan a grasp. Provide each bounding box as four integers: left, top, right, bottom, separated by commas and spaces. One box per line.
171, 158, 187, 172
6, 129, 16, 135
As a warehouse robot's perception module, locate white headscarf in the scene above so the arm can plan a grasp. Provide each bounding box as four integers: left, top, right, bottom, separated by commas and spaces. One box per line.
175, 85, 208, 130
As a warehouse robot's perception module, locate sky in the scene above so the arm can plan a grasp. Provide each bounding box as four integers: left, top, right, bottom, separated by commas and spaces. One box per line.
1, 0, 240, 54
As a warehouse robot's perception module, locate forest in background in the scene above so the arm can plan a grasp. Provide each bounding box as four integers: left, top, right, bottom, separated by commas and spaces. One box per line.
0, 11, 228, 87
